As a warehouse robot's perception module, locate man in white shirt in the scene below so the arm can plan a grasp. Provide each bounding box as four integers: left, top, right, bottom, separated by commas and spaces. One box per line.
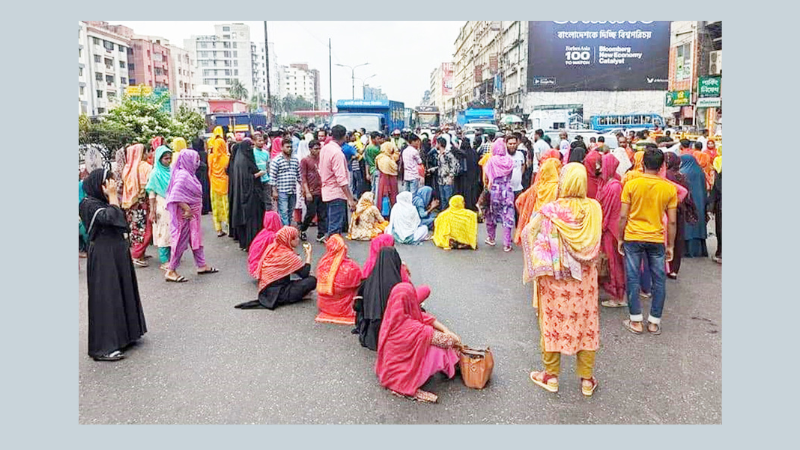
558, 130, 570, 158
506, 135, 526, 223
532, 129, 551, 172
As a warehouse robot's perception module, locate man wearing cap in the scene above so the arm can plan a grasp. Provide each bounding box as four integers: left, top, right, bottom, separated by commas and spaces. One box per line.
391, 129, 407, 152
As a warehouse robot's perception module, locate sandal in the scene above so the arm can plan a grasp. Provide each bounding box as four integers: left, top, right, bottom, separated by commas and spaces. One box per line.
601, 299, 628, 308
504, 246, 512, 252
647, 322, 662, 335
529, 370, 559, 393
165, 274, 188, 283
581, 377, 598, 397
667, 272, 678, 280
159, 263, 170, 271
92, 350, 125, 362
639, 291, 652, 300
390, 389, 438, 403
623, 319, 643, 335
484, 238, 496, 246
217, 231, 227, 237
132, 259, 148, 268
197, 267, 219, 275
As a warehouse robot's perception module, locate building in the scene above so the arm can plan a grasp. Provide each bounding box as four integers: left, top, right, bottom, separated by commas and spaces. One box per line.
128, 35, 172, 91
429, 62, 454, 116
252, 41, 281, 102
363, 84, 387, 101
280, 63, 319, 107
499, 21, 528, 117
81, 21, 133, 116
667, 21, 722, 133
184, 23, 254, 99
166, 44, 196, 113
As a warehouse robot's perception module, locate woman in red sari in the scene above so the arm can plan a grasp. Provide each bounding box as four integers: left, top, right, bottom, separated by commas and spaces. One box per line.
376, 282, 461, 403
362, 234, 411, 281
315, 235, 363, 325
596, 153, 626, 308
583, 149, 603, 199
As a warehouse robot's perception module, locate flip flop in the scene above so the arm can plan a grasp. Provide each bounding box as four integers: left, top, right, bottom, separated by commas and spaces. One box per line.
165, 275, 188, 283
197, 267, 219, 275
648, 322, 662, 335
132, 259, 149, 268
623, 319, 643, 335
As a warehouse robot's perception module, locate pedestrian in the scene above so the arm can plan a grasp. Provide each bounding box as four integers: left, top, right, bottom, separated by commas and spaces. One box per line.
208, 126, 231, 237
505, 135, 527, 222
558, 130, 570, 158
230, 139, 265, 251
319, 125, 358, 238
80, 169, 147, 361
144, 145, 173, 270
299, 139, 327, 242
190, 137, 212, 215
411, 186, 439, 231
483, 139, 516, 252
163, 149, 219, 282
514, 156, 561, 245
375, 282, 461, 404
270, 138, 301, 227
679, 153, 709, 258
619, 149, 678, 335
226, 140, 240, 242
391, 129, 407, 151
314, 234, 363, 325
365, 132, 382, 201
235, 226, 317, 310
567, 142, 587, 164
664, 152, 698, 278
583, 148, 603, 199
707, 156, 722, 264
346, 133, 364, 199
521, 163, 602, 397
402, 134, 423, 195
247, 211, 282, 278
435, 136, 459, 207
432, 195, 478, 250
348, 192, 389, 241
269, 130, 283, 158
597, 153, 626, 308
376, 133, 400, 209
121, 143, 153, 267
452, 137, 481, 213
253, 132, 273, 213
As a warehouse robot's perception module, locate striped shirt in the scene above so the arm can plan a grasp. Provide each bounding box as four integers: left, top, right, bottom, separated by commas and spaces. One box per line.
269, 155, 301, 194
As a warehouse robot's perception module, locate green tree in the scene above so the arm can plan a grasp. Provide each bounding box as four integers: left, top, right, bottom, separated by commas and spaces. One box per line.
228, 79, 248, 101
175, 105, 206, 139
103, 94, 180, 144
79, 114, 134, 154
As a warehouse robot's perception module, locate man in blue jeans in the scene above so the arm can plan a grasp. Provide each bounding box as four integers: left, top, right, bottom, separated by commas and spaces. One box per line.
319, 125, 357, 239
270, 139, 301, 226
618, 148, 677, 335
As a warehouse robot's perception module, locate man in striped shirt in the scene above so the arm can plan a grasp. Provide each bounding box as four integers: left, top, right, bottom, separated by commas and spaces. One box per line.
270, 139, 301, 226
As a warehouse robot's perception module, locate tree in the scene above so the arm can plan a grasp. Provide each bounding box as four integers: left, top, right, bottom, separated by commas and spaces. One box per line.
175, 105, 206, 140
103, 94, 181, 144
79, 114, 134, 159
228, 79, 248, 101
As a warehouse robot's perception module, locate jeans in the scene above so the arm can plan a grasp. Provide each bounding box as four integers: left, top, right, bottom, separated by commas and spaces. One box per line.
438, 184, 453, 208
300, 194, 327, 239
371, 171, 380, 200
403, 179, 419, 195
277, 191, 296, 226
351, 168, 363, 199
623, 241, 667, 324
260, 182, 273, 212
326, 199, 347, 237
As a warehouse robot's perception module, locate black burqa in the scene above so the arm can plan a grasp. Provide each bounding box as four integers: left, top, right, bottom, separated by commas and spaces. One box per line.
453, 138, 481, 212
79, 169, 147, 358
707, 171, 721, 258
227, 142, 239, 240
568, 144, 587, 164
230, 139, 265, 251
354, 247, 404, 351
192, 137, 212, 215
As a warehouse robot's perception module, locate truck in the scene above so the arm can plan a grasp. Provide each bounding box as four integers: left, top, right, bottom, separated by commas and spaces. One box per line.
456, 108, 496, 127
332, 99, 405, 133
205, 112, 268, 137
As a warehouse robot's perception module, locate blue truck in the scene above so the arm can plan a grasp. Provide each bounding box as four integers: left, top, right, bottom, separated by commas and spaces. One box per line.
457, 108, 496, 127
205, 112, 268, 137
332, 99, 405, 133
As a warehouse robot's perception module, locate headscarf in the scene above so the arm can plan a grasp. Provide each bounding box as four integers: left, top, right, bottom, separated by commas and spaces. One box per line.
583, 150, 602, 199
84, 145, 105, 173
412, 186, 433, 212
355, 191, 377, 217
364, 234, 397, 279
375, 282, 437, 396
79, 169, 129, 239
665, 152, 688, 187
208, 133, 230, 194
247, 211, 282, 278
145, 145, 173, 198
165, 150, 203, 250
361, 247, 404, 322
171, 137, 187, 167
270, 135, 283, 158
706, 140, 718, 160
713, 155, 722, 174
257, 226, 304, 291
611, 147, 633, 177
621, 151, 645, 186
483, 139, 514, 186
521, 163, 602, 295
388, 191, 422, 243
541, 149, 561, 162
514, 158, 561, 244
316, 234, 351, 296
596, 153, 623, 242
433, 195, 478, 249
121, 144, 152, 208
148, 136, 163, 165
694, 151, 715, 189
376, 143, 399, 176
568, 146, 587, 164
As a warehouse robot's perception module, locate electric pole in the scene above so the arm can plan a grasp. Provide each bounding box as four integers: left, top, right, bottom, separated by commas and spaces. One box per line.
263, 21, 272, 123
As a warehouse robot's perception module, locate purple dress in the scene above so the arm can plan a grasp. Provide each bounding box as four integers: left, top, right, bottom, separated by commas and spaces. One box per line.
486, 173, 515, 229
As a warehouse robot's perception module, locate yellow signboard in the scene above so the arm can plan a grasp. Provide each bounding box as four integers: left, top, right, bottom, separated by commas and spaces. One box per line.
125, 85, 153, 96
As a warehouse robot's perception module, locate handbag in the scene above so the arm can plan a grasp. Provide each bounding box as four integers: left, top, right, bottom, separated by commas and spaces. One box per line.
458, 345, 494, 390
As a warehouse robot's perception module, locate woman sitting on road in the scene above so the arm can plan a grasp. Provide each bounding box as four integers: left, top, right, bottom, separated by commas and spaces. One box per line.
362, 234, 412, 281
315, 235, 363, 325
411, 186, 439, 231
376, 282, 461, 403
386, 191, 430, 245
432, 195, 478, 250
235, 226, 317, 310
247, 211, 283, 278
348, 192, 388, 241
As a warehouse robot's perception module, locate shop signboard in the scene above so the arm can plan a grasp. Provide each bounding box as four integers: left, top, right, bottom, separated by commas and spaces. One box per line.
696, 97, 721, 108
698, 76, 721, 98
665, 90, 691, 107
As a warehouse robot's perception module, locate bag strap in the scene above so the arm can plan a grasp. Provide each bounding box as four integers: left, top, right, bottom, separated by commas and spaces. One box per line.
86, 207, 106, 237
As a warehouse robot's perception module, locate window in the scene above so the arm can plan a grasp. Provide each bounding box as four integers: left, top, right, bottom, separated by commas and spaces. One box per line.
79, 67, 83, 77
233, 51, 237, 58
94, 55, 101, 63
148, 65, 152, 73
105, 58, 113, 68
95, 72, 103, 81
676, 43, 691, 81
200, 42, 207, 49
106, 75, 114, 84
223, 35, 230, 39
234, 69, 238, 76
104, 41, 114, 51
119, 61, 125, 69
120, 77, 127, 85
80, 86, 85, 95
96, 90, 103, 99
223, 51, 231, 58
223, 42, 230, 48
223, 26, 230, 32
79, 48, 82, 58
130, 78, 136, 85
93, 37, 101, 45
233, 60, 238, 67
232, 42, 237, 49
107, 92, 116, 101
128, 63, 134, 70
118, 44, 124, 52
97, 107, 105, 114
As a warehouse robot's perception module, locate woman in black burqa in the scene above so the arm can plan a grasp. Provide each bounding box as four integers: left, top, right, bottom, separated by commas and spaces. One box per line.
79, 169, 147, 361
191, 137, 212, 215
453, 137, 481, 212
227, 141, 240, 241
354, 246, 404, 351
230, 139, 265, 251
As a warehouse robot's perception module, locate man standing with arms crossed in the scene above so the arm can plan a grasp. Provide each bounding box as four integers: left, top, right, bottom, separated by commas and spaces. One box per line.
319, 125, 357, 239
618, 148, 677, 335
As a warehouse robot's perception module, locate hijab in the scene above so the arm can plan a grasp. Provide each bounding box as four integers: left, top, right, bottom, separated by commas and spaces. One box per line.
412, 186, 433, 211
79, 169, 128, 239
376, 142, 399, 175
247, 211, 283, 278
483, 139, 514, 185
375, 282, 437, 396
596, 153, 623, 242
84, 145, 106, 173
583, 150, 603, 199
121, 144, 152, 208
713, 155, 722, 174
166, 150, 203, 249
514, 157, 562, 245
355, 191, 378, 217
257, 226, 304, 291
361, 247, 404, 321
316, 234, 350, 296
388, 191, 422, 242
208, 132, 230, 194
611, 147, 633, 177
191, 137, 209, 172
568, 146, 587, 164
363, 234, 397, 279
145, 145, 173, 198
621, 151, 645, 186
433, 195, 478, 249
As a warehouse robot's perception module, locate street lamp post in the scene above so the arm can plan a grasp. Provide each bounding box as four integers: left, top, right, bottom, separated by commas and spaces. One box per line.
355, 74, 376, 98
335, 62, 369, 99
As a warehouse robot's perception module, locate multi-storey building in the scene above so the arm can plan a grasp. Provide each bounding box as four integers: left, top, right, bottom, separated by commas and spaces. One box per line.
280, 63, 319, 107
79, 22, 89, 115
363, 85, 387, 101
128, 35, 171, 91
82, 21, 133, 116
166, 44, 195, 112
184, 23, 254, 99
251, 41, 281, 102
429, 62, 453, 116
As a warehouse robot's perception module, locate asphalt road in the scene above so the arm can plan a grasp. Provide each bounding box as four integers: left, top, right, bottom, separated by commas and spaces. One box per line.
78, 215, 721, 424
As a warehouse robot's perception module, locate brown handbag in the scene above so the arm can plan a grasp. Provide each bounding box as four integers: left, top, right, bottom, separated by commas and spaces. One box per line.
458, 346, 494, 389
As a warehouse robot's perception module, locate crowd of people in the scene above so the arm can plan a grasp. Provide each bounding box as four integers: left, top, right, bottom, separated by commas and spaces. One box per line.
79, 121, 721, 401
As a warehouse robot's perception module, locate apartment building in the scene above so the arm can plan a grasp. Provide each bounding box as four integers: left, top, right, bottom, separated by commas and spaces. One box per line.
184, 23, 254, 98
81, 21, 132, 116
280, 63, 319, 108
251, 41, 281, 101
166, 44, 195, 111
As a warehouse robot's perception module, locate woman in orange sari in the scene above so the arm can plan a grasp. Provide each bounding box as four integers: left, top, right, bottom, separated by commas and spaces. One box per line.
121, 143, 153, 267
315, 235, 363, 325
514, 156, 561, 244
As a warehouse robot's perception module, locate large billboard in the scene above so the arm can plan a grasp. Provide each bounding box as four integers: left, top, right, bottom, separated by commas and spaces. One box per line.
441, 62, 453, 97
527, 21, 670, 92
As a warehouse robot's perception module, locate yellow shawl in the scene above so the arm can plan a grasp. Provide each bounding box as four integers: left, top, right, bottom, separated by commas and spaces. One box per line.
433, 195, 478, 249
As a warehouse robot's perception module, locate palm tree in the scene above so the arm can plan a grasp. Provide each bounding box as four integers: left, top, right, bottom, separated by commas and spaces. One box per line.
228, 79, 248, 101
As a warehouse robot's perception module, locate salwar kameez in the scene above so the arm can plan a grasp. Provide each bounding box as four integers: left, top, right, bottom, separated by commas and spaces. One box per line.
485, 174, 515, 248
150, 193, 172, 264
378, 173, 398, 208
126, 200, 152, 260
211, 190, 229, 233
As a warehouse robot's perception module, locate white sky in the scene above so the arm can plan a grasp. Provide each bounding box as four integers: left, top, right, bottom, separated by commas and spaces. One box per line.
113, 21, 463, 108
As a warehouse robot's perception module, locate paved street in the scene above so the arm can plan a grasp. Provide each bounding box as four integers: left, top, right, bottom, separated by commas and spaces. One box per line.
78, 214, 721, 424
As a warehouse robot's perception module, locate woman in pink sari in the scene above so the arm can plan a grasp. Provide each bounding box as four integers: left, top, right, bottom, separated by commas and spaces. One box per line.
362, 234, 411, 282
247, 211, 282, 278
164, 150, 219, 282
596, 153, 626, 307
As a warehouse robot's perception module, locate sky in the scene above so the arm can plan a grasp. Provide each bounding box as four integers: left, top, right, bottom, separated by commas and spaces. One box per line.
114, 21, 464, 107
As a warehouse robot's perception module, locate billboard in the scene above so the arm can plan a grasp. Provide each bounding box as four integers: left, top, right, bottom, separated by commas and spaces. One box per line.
527, 21, 670, 92
441, 63, 453, 97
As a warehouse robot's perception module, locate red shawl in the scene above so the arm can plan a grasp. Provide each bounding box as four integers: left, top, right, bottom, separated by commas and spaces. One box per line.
375, 283, 437, 396
362, 234, 410, 282
248, 211, 283, 278
596, 153, 622, 242
583, 150, 603, 199
257, 227, 304, 291
270, 137, 283, 158
315, 235, 363, 325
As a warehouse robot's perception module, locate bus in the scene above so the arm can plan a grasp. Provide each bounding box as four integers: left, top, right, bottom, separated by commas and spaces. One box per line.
589, 114, 665, 132
412, 105, 441, 130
